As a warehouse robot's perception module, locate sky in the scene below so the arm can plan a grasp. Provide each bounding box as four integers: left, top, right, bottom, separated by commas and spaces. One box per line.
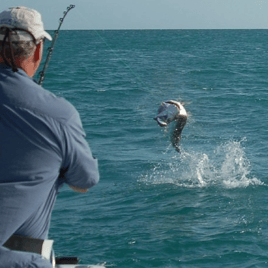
1, 0, 268, 30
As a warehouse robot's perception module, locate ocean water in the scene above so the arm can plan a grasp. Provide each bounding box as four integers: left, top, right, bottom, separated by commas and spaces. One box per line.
37, 30, 268, 267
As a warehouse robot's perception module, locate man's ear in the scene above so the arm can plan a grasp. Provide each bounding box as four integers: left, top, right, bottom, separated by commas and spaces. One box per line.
34, 42, 42, 62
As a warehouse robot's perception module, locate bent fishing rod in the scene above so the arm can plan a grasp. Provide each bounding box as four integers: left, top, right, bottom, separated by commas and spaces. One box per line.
38, 4, 75, 86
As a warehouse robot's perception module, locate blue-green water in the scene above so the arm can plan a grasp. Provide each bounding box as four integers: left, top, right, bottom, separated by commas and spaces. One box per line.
37, 30, 268, 267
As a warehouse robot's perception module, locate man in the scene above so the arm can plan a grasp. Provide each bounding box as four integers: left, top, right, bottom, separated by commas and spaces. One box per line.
0, 6, 99, 267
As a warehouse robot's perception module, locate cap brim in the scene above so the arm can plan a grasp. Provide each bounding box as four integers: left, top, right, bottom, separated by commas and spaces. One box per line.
43, 31, 52, 41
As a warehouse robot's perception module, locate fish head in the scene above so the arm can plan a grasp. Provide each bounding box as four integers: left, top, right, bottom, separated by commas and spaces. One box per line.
154, 100, 187, 127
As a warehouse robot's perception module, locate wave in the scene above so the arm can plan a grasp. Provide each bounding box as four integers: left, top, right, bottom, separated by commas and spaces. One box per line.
139, 139, 263, 189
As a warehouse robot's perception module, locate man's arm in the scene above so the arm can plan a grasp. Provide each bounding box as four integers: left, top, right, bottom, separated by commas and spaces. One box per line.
60, 109, 99, 191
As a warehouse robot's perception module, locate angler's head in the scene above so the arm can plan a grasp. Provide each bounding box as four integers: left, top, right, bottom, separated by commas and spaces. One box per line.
0, 6, 52, 76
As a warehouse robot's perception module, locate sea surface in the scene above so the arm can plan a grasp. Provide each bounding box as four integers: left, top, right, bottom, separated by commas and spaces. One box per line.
36, 30, 268, 267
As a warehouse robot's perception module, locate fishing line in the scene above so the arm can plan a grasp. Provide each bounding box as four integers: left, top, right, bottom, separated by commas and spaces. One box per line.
91, 31, 150, 90
38, 4, 75, 86
72, 7, 151, 92
71, 7, 172, 124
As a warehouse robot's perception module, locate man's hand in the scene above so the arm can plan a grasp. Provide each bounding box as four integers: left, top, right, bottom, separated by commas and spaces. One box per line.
69, 185, 88, 193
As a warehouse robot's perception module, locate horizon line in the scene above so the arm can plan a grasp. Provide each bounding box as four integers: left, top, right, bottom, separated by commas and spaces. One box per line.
47, 28, 268, 31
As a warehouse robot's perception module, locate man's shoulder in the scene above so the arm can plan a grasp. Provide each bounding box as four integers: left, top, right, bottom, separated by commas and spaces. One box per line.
35, 87, 77, 124
1, 72, 77, 125
20, 82, 77, 125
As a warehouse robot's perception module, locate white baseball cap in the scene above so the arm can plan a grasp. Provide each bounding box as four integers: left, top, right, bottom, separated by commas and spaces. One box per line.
0, 6, 52, 42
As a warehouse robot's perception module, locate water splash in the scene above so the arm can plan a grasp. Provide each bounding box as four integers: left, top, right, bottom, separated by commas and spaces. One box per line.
140, 139, 263, 188
216, 139, 262, 188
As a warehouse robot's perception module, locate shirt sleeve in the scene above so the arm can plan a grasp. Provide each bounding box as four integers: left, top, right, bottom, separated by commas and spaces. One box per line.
0, 246, 52, 268
60, 109, 99, 189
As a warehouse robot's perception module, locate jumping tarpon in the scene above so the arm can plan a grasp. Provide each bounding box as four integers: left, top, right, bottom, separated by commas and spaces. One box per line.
154, 100, 188, 152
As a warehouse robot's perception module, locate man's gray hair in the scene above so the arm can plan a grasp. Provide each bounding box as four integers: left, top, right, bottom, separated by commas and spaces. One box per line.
0, 28, 38, 60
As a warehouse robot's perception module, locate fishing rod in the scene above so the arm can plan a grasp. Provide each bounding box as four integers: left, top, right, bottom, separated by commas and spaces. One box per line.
38, 4, 75, 86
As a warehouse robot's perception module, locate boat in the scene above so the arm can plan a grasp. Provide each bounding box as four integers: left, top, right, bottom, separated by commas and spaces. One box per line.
4, 235, 106, 268
53, 255, 106, 268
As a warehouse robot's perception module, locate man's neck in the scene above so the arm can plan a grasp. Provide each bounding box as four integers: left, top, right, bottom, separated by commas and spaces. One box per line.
0, 56, 36, 77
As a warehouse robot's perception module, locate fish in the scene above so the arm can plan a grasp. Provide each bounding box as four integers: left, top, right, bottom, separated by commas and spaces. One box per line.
154, 100, 188, 152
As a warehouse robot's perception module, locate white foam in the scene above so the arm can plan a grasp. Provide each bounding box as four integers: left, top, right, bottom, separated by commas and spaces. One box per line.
139, 139, 263, 189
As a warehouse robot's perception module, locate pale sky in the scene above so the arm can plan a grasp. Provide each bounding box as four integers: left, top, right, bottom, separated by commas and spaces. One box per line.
1, 0, 268, 30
